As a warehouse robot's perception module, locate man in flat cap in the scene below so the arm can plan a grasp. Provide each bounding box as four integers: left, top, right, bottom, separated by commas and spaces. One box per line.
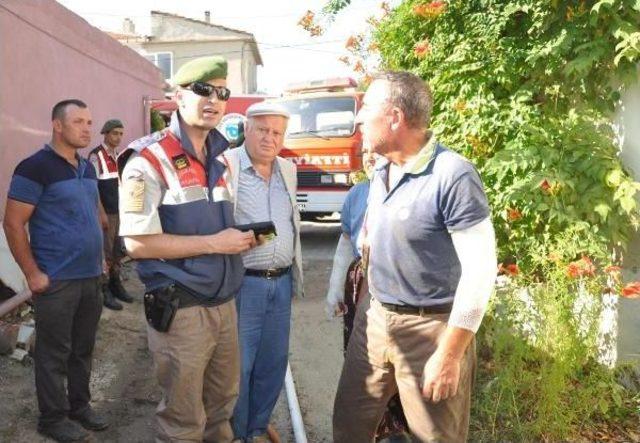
220, 102, 303, 442
117, 56, 256, 442
89, 119, 133, 311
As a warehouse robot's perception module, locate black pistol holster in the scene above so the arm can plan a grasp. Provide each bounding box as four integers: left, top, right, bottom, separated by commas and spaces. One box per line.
144, 286, 180, 332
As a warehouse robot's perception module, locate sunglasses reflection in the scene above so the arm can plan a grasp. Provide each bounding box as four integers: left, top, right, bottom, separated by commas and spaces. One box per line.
188, 82, 231, 101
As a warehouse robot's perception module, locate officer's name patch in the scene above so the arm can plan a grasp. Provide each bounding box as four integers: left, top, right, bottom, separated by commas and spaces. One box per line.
172, 154, 190, 170
123, 179, 145, 213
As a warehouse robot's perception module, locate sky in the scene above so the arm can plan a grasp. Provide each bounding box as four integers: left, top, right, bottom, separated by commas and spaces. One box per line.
55, 0, 388, 94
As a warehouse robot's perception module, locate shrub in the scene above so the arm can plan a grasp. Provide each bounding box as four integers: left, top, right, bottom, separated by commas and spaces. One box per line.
150, 108, 166, 133
475, 243, 639, 441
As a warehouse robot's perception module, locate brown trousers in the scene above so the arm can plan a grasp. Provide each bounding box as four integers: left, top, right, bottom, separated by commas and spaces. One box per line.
103, 213, 123, 277
333, 296, 476, 443
343, 260, 408, 439
147, 299, 240, 443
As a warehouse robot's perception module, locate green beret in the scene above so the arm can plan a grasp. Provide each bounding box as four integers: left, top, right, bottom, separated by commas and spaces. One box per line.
101, 119, 124, 134
172, 56, 228, 87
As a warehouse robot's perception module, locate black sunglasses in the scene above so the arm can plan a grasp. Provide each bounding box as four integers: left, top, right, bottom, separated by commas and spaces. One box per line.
188, 82, 231, 101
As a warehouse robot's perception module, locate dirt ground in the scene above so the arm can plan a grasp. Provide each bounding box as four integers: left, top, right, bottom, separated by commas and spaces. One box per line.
0, 221, 343, 443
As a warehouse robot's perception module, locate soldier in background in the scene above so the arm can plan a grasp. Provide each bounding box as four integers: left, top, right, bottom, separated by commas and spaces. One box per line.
89, 119, 133, 310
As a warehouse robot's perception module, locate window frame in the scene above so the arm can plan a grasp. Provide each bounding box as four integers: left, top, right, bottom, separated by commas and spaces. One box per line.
146, 51, 174, 79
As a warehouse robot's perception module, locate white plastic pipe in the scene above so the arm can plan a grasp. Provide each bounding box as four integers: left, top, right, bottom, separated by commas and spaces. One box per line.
285, 362, 308, 443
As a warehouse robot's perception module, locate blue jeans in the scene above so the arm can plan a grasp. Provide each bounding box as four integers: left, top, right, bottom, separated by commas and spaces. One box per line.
233, 272, 292, 439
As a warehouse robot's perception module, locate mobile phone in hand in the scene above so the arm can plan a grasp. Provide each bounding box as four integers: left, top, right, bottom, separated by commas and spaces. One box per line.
235, 221, 277, 239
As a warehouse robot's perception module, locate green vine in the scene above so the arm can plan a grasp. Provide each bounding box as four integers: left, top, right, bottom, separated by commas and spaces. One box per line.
368, 0, 640, 272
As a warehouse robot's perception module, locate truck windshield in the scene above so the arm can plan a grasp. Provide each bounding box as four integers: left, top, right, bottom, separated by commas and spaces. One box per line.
280, 97, 357, 139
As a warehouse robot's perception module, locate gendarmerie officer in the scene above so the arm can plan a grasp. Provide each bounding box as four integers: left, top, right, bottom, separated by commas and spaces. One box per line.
117, 56, 256, 442
89, 119, 133, 310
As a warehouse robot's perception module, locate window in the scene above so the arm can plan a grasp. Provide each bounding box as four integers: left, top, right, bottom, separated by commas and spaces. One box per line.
280, 97, 357, 138
145, 52, 173, 79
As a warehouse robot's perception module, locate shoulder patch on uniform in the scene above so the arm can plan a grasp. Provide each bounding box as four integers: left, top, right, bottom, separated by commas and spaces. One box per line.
123, 179, 145, 213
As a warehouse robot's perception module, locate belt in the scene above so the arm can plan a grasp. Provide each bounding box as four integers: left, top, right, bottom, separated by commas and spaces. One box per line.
380, 301, 452, 316
149, 285, 220, 309
171, 285, 203, 308
245, 266, 291, 279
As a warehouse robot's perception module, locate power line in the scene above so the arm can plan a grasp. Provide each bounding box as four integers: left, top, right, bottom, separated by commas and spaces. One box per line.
146, 45, 346, 64
67, 10, 307, 20
260, 39, 345, 46
58, 5, 378, 21
130, 40, 349, 63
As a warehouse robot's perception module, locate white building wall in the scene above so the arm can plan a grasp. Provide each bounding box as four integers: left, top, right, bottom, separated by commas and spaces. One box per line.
141, 40, 256, 93
617, 80, 640, 364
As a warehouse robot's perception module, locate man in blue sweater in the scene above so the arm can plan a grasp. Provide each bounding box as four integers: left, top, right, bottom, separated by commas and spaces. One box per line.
4, 99, 108, 442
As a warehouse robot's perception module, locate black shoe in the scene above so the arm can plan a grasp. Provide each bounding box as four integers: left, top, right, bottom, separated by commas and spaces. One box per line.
109, 277, 133, 303
37, 418, 89, 442
102, 284, 123, 310
69, 407, 109, 431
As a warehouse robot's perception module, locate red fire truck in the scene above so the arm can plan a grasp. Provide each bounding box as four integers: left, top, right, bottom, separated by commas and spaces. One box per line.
273, 78, 364, 218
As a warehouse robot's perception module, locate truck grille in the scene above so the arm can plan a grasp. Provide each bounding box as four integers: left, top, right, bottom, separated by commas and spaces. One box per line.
298, 171, 350, 189
298, 172, 323, 187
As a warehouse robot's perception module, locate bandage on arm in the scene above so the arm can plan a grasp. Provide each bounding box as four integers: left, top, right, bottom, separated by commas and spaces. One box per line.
326, 234, 355, 311
448, 217, 497, 333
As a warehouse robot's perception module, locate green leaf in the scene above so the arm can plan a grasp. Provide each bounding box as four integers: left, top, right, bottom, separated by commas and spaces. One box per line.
598, 398, 609, 414
322, 0, 351, 14
606, 169, 624, 187
594, 203, 611, 221
612, 389, 623, 407
620, 196, 637, 213
592, 0, 616, 14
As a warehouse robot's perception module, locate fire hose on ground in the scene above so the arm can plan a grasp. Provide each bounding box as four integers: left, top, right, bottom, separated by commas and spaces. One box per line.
285, 362, 308, 443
